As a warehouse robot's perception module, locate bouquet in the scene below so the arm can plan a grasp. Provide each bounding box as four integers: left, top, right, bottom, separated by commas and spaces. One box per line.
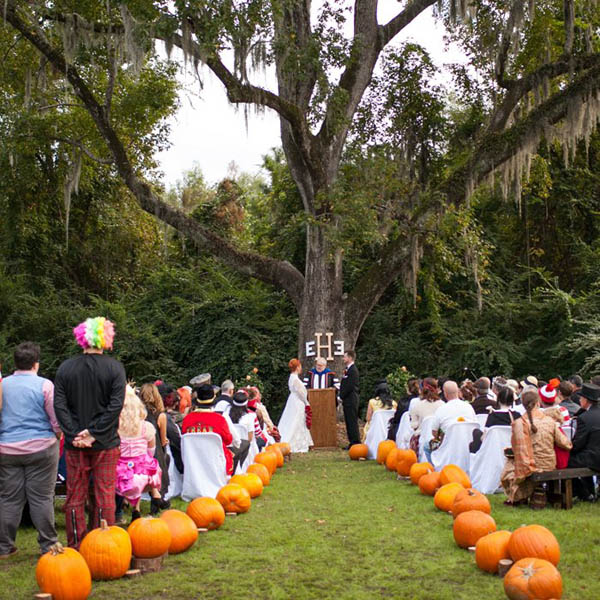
305, 405, 312, 430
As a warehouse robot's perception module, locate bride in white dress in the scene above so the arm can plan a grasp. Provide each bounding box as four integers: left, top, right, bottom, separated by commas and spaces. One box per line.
278, 359, 313, 453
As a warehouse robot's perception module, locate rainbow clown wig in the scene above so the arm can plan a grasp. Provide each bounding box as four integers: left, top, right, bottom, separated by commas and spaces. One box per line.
73, 317, 115, 351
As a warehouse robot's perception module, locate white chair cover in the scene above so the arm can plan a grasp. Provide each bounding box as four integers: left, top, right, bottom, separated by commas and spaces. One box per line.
418, 416, 435, 463
432, 421, 480, 473
365, 409, 395, 459
395, 411, 412, 449
476, 414, 488, 428
562, 425, 573, 441
164, 444, 183, 500
232, 424, 259, 474
469, 425, 512, 494
181, 432, 229, 500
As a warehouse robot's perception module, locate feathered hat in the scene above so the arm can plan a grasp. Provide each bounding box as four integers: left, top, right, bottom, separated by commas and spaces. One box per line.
73, 317, 115, 350
539, 378, 560, 405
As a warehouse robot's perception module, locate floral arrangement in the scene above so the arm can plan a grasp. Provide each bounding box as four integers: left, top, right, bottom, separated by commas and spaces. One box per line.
236, 366, 264, 394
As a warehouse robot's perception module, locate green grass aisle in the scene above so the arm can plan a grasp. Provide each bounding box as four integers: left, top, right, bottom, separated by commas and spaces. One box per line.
1, 451, 600, 599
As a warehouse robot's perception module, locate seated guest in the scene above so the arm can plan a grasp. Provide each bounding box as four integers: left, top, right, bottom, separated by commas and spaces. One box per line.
229, 391, 267, 448
558, 380, 579, 418
387, 378, 420, 441
362, 382, 397, 441
409, 378, 443, 435
538, 378, 569, 424
501, 390, 571, 506
160, 386, 184, 475
214, 380, 235, 414
569, 374, 583, 405
459, 380, 476, 403
431, 380, 476, 436
470, 388, 520, 453
0, 342, 61, 558
303, 357, 339, 389
519, 375, 538, 392
247, 399, 268, 449
568, 383, 600, 501
176, 386, 192, 416
472, 377, 497, 414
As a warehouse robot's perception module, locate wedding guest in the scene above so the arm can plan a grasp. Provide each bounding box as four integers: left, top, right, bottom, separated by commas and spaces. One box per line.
362, 381, 397, 441
472, 378, 497, 414
470, 388, 519, 453
214, 380, 235, 414
539, 379, 569, 423
387, 378, 419, 441
431, 380, 476, 437
409, 377, 443, 434
558, 381, 579, 418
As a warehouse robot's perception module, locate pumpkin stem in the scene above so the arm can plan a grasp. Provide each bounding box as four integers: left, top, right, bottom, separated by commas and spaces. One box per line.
100, 519, 108, 530
49, 542, 65, 555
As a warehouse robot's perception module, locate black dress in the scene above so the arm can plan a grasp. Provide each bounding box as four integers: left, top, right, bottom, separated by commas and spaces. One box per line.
469, 410, 520, 453
146, 410, 170, 496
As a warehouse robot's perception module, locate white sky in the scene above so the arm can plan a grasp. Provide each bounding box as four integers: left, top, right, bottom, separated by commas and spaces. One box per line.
155, 5, 467, 188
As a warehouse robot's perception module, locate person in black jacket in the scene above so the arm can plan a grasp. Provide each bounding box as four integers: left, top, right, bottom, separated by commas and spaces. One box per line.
53, 317, 126, 548
339, 350, 360, 448
568, 383, 600, 501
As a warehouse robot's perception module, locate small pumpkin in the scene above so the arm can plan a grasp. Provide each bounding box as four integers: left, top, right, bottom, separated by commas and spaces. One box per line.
216, 483, 252, 514
79, 518, 132, 580
508, 524, 560, 566
376, 440, 397, 464
247, 462, 271, 486
36, 542, 92, 600
277, 442, 292, 456
418, 470, 442, 496
348, 443, 369, 460
127, 517, 171, 558
433, 482, 464, 512
266, 445, 284, 467
439, 464, 471, 488
385, 447, 400, 471
160, 510, 198, 554
230, 473, 264, 498
504, 558, 562, 599
395, 449, 418, 476
254, 452, 278, 475
453, 510, 497, 548
475, 530, 512, 574
186, 497, 226, 530
451, 488, 491, 518
409, 462, 434, 485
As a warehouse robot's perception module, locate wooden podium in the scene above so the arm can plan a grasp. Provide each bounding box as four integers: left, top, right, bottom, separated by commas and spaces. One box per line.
308, 388, 337, 448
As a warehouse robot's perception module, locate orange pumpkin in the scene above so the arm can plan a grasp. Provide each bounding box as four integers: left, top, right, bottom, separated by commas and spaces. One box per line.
127, 517, 171, 558
439, 464, 471, 488
216, 483, 252, 514
433, 482, 464, 512
508, 525, 560, 566
254, 452, 278, 475
80, 518, 132, 580
266, 445, 284, 467
348, 443, 369, 460
36, 543, 92, 600
475, 530, 512, 573
418, 470, 442, 496
504, 558, 563, 599
376, 440, 396, 464
395, 449, 418, 476
186, 497, 226, 530
409, 462, 434, 485
452, 510, 497, 548
277, 442, 292, 456
451, 488, 491, 518
385, 448, 400, 471
160, 510, 198, 554
230, 473, 264, 498
247, 462, 271, 486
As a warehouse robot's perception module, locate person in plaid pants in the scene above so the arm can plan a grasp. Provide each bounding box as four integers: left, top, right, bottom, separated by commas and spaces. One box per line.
54, 317, 126, 548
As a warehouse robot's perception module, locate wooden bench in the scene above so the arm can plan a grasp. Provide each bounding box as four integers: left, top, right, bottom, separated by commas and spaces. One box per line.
530, 467, 598, 509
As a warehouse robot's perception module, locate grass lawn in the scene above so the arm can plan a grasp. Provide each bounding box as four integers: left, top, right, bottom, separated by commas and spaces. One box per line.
1, 450, 599, 599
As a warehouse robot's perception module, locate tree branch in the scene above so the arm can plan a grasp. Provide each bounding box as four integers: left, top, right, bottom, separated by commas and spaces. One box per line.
379, 0, 437, 48
53, 137, 114, 165
494, 1, 524, 89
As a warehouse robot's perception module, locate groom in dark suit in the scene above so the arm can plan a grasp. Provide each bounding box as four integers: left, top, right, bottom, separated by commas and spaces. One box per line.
339, 350, 360, 448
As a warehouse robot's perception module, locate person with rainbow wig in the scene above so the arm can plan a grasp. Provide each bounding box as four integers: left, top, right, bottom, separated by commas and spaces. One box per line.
53, 317, 126, 549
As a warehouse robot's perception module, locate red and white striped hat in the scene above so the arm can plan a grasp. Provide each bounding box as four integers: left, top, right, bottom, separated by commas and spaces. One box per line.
539, 378, 560, 404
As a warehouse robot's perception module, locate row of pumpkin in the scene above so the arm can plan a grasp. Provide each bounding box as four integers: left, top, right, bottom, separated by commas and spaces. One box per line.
35, 442, 291, 600
349, 440, 564, 600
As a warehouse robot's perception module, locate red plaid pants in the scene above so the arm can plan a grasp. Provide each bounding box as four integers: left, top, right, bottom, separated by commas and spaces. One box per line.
64, 447, 120, 548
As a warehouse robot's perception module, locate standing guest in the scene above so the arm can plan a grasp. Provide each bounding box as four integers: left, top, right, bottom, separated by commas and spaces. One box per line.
363, 381, 397, 441
304, 357, 340, 389
339, 350, 360, 449
472, 378, 497, 414
139, 384, 170, 512
569, 375, 583, 405
558, 380, 579, 418
568, 383, 600, 501
279, 359, 314, 453
53, 317, 126, 549
409, 377, 443, 435
214, 380, 235, 414
0, 343, 61, 559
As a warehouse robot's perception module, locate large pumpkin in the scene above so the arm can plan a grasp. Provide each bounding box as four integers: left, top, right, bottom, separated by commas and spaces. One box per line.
433, 482, 464, 512
186, 497, 226, 530
508, 525, 560, 566
395, 449, 418, 476
254, 452, 278, 475
266, 445, 284, 467
160, 510, 198, 554
419, 470, 442, 496
504, 558, 563, 600
79, 518, 131, 580
385, 448, 400, 471
376, 440, 397, 464
348, 444, 369, 460
247, 462, 271, 486
127, 517, 171, 558
276, 442, 291, 456
451, 488, 491, 518
440, 464, 471, 488
475, 530, 512, 574
36, 543, 92, 600
230, 473, 264, 498
216, 483, 252, 514
409, 462, 434, 485
453, 510, 497, 548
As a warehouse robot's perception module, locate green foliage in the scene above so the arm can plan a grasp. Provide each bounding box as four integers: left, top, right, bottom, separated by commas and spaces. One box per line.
386, 366, 417, 401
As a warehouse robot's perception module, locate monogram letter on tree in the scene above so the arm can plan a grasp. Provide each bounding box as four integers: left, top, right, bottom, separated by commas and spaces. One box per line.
305, 333, 345, 361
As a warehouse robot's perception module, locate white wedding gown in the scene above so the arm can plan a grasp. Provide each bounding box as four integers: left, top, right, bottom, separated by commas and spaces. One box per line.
278, 373, 313, 453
